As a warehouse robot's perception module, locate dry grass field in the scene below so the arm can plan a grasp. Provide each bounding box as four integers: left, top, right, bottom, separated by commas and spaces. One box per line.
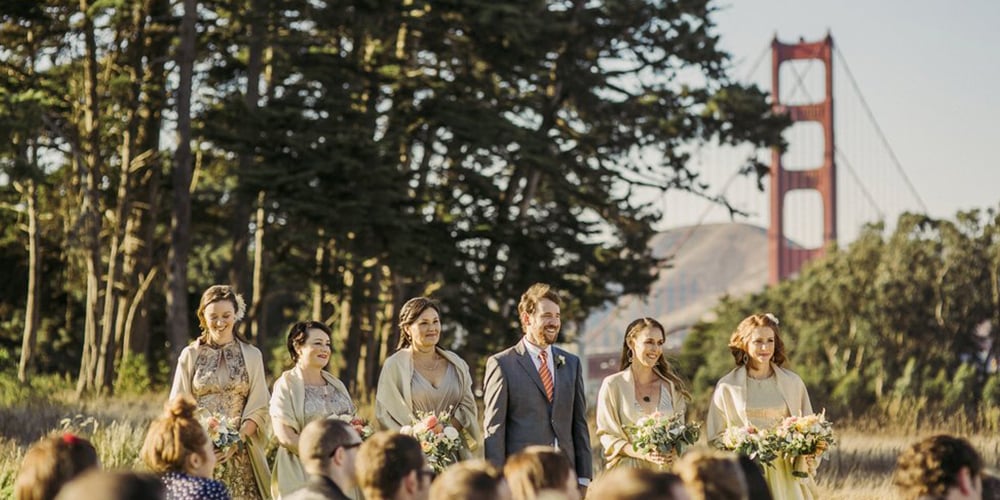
2, 381, 998, 499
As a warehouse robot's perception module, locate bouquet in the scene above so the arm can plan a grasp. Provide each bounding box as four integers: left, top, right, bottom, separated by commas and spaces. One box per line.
333, 414, 375, 440
718, 425, 779, 465
195, 409, 242, 451
624, 412, 701, 460
400, 411, 461, 473
773, 412, 835, 477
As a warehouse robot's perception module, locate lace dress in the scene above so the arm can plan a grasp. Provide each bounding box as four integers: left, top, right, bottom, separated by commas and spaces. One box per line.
746, 375, 818, 500
611, 382, 676, 471
192, 341, 263, 500
302, 382, 356, 422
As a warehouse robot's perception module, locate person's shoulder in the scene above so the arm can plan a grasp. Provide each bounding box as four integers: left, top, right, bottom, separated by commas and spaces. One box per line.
383, 349, 408, 364
601, 370, 628, 386
715, 367, 742, 386
774, 365, 805, 383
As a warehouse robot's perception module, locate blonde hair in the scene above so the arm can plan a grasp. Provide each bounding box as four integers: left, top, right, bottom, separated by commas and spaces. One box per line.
728, 313, 786, 367
503, 446, 573, 500
619, 317, 691, 401
140, 395, 210, 474
14, 433, 99, 500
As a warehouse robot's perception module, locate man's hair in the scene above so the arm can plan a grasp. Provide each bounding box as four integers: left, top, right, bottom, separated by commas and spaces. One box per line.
429, 460, 503, 500
356, 431, 425, 500
517, 283, 562, 333
298, 418, 355, 474
675, 447, 748, 500
894, 434, 983, 499
588, 467, 687, 500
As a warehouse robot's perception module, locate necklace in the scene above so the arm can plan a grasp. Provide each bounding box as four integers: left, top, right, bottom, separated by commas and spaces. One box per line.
632, 368, 659, 404
414, 352, 441, 372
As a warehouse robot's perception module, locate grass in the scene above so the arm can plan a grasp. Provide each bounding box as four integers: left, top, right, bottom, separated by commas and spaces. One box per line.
3, 374, 998, 499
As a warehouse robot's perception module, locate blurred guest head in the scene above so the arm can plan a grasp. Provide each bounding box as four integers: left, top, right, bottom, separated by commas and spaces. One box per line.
356, 431, 432, 500
15, 432, 99, 500
430, 459, 510, 500
140, 395, 215, 478
589, 467, 689, 500
737, 455, 773, 500
54, 471, 163, 500
503, 446, 579, 500
297, 418, 362, 493
894, 434, 983, 500
676, 447, 748, 500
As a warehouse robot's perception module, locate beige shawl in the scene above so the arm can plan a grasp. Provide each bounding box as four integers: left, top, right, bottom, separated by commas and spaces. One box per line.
595, 369, 688, 469
269, 366, 352, 499
375, 347, 483, 459
169, 340, 272, 498
706, 364, 813, 445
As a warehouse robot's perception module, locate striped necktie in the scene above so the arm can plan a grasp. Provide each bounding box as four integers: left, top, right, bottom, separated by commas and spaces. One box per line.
538, 350, 554, 402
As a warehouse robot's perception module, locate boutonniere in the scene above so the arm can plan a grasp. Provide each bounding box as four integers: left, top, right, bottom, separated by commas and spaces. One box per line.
556, 355, 566, 368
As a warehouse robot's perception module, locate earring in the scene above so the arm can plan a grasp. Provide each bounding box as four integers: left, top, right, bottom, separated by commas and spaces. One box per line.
627, 349, 633, 361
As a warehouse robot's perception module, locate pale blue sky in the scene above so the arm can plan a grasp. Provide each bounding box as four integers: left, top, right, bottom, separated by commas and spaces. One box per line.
718, 0, 1000, 216
656, 0, 1000, 243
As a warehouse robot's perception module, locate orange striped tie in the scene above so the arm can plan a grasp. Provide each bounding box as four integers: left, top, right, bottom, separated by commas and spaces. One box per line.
538, 350, 554, 402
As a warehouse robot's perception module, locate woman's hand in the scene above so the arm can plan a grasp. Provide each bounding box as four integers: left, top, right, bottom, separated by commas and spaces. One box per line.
215, 444, 240, 464
646, 449, 677, 468
239, 420, 258, 441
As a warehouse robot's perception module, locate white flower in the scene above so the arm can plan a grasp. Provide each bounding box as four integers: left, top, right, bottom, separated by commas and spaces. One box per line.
557, 355, 566, 367
400, 425, 412, 434
443, 426, 460, 440
764, 312, 779, 325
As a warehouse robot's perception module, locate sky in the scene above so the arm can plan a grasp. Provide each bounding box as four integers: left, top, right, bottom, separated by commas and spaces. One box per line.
654, 0, 1000, 245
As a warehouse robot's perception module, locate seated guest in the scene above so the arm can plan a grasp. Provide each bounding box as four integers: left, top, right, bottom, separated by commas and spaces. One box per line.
588, 467, 689, 500
15, 432, 99, 500
429, 460, 510, 500
54, 471, 164, 500
356, 431, 433, 500
675, 448, 748, 500
286, 418, 362, 500
893, 434, 984, 500
503, 446, 581, 500
140, 395, 230, 500
737, 455, 773, 500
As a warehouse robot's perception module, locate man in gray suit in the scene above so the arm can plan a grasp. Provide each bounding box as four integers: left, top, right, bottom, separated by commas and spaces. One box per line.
483, 282, 593, 495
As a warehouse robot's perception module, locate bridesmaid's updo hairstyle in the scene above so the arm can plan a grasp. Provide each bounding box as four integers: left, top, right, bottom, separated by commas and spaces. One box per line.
728, 313, 786, 367
396, 297, 441, 350
140, 395, 209, 474
195, 284, 248, 343
286, 321, 333, 363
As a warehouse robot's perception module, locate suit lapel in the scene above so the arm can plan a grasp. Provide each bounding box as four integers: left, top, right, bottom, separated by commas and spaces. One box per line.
514, 341, 550, 402
551, 347, 572, 407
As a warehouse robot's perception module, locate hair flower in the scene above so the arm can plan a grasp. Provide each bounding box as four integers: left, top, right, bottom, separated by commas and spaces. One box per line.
764, 313, 779, 326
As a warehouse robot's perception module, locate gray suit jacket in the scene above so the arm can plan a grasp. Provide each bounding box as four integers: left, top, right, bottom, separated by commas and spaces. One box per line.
482, 339, 593, 480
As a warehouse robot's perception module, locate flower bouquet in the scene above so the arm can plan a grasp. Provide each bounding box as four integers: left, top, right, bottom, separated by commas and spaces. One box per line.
333, 414, 375, 440
195, 409, 242, 451
773, 412, 835, 477
624, 412, 701, 460
718, 425, 779, 466
400, 411, 461, 473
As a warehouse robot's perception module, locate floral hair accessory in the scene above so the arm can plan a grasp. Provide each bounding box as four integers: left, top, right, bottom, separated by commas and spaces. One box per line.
764, 313, 779, 326
233, 291, 247, 322
62, 432, 79, 445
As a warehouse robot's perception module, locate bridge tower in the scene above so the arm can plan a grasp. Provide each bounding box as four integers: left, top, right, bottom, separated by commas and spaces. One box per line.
769, 34, 836, 284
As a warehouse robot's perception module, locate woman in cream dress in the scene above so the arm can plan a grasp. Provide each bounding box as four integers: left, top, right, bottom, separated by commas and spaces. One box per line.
707, 313, 820, 500
375, 297, 482, 460
169, 285, 271, 500
596, 317, 691, 470
270, 321, 356, 499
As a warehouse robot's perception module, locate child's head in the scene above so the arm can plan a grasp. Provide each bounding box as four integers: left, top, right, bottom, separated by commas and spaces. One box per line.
15, 432, 99, 500
140, 395, 216, 478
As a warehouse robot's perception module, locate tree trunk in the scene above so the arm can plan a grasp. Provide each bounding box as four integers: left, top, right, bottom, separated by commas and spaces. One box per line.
18, 177, 41, 383
311, 228, 325, 320
167, 0, 197, 366
76, 0, 106, 396
250, 190, 266, 359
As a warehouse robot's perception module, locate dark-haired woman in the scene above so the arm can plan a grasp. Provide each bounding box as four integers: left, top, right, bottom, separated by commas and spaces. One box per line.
595, 317, 691, 470
375, 297, 482, 459
169, 285, 269, 499
706, 313, 817, 500
270, 321, 356, 499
